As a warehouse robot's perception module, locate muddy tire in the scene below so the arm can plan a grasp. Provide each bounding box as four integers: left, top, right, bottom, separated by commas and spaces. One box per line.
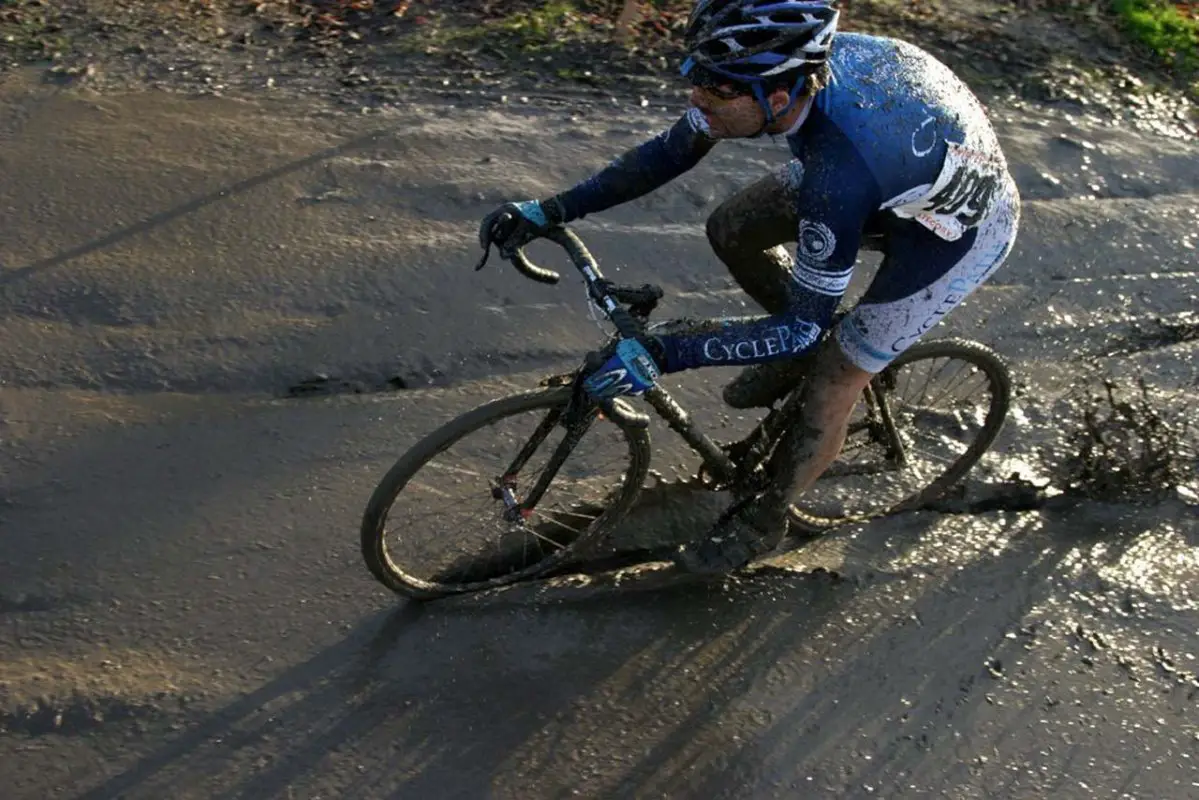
789, 338, 1012, 531
361, 386, 651, 599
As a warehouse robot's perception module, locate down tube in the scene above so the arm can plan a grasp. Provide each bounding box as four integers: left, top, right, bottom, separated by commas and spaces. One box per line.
642, 386, 737, 483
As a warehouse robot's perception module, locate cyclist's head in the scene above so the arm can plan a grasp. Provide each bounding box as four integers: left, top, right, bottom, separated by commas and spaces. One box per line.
681, 0, 838, 133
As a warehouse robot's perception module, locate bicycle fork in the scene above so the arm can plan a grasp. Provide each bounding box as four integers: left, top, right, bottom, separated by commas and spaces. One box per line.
490, 403, 584, 523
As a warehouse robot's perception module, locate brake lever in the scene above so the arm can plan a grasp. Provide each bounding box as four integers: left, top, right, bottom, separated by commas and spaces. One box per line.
572, 347, 651, 430
473, 239, 522, 272
474, 244, 492, 272
478, 222, 651, 430
599, 397, 650, 430
475, 211, 517, 272
564, 376, 651, 432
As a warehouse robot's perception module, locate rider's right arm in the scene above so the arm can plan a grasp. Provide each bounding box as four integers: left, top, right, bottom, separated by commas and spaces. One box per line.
544, 109, 717, 223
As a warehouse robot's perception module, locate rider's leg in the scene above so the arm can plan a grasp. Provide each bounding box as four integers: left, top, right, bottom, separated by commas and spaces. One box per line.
706, 167, 796, 313
705, 163, 813, 409
676, 191, 1022, 573
671, 335, 870, 575
753, 336, 873, 523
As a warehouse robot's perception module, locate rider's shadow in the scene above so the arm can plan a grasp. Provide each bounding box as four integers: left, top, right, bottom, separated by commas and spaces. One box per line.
68, 552, 857, 799
70, 501, 1170, 799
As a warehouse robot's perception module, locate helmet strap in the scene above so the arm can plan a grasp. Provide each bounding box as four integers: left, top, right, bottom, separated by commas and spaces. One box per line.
750, 78, 809, 137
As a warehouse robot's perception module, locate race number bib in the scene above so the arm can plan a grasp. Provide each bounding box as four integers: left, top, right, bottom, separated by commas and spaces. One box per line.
884, 143, 1006, 241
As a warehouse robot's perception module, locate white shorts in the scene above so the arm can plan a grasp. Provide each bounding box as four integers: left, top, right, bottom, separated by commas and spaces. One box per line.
836, 192, 1020, 373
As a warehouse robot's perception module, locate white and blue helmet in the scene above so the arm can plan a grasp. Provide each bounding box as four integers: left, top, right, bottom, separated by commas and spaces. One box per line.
682, 0, 839, 85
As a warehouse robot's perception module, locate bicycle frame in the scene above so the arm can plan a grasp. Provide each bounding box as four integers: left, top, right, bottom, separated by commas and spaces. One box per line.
480, 224, 910, 517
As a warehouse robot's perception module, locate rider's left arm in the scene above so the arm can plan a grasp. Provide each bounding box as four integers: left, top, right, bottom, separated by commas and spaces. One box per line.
650, 128, 882, 373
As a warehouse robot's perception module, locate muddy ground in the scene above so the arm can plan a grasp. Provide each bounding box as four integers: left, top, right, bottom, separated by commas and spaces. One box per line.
1, 2, 1198, 799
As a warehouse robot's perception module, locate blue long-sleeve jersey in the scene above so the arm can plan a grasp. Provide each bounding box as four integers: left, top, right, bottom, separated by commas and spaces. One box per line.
549, 34, 1014, 374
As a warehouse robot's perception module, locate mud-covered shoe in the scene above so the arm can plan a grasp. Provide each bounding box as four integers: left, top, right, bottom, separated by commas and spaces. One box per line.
672, 501, 788, 575
721, 358, 810, 409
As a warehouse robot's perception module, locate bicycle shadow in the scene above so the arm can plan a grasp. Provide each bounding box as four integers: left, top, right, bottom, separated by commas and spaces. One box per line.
67, 496, 1183, 799
67, 533, 861, 799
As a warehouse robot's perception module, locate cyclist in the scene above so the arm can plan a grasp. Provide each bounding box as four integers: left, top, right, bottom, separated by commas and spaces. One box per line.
479, 0, 1021, 574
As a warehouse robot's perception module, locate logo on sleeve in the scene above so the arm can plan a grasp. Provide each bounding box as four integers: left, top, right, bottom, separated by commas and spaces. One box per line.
798, 220, 836, 262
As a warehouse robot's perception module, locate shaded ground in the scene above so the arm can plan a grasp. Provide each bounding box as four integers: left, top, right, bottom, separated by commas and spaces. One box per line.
0, 59, 1196, 797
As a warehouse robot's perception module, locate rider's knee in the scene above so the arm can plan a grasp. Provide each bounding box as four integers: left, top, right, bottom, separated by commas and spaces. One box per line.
706, 203, 764, 283
804, 339, 874, 414
705, 204, 735, 258
820, 335, 873, 379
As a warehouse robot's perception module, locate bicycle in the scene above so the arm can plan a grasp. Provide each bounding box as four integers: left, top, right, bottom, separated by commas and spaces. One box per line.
361, 225, 1012, 600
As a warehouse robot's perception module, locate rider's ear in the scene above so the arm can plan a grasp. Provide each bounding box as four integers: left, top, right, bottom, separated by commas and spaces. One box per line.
768, 86, 791, 115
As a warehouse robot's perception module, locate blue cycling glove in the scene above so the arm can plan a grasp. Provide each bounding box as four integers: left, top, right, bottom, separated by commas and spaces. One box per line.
583, 339, 662, 399
478, 198, 565, 252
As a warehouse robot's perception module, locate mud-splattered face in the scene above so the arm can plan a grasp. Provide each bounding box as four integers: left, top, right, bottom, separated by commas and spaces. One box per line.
689, 84, 793, 138
688, 83, 763, 137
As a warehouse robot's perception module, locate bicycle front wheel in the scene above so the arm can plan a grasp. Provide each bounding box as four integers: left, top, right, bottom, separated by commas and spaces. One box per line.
361, 386, 651, 599
789, 338, 1012, 531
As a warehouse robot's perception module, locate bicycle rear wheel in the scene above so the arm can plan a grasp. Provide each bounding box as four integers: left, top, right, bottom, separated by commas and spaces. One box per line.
788, 338, 1012, 531
361, 386, 651, 599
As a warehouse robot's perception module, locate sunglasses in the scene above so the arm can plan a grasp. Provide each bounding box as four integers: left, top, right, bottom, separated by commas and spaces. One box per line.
682, 60, 752, 100
696, 82, 751, 101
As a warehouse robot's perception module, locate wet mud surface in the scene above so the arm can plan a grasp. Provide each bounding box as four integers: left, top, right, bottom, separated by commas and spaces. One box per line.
1, 50, 1197, 800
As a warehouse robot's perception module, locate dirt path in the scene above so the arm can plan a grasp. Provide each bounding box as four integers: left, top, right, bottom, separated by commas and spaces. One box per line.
1, 1, 1195, 137
0, 55, 1196, 798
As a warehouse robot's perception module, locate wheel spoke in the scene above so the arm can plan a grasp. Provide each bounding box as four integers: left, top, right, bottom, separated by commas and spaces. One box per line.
538, 506, 602, 521
911, 358, 941, 407
364, 389, 646, 595
789, 343, 1008, 530
925, 363, 978, 408
522, 517, 573, 548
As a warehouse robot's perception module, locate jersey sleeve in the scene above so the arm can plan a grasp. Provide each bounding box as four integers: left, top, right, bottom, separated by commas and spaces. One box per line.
550, 108, 717, 223
650, 115, 884, 374
781, 115, 883, 330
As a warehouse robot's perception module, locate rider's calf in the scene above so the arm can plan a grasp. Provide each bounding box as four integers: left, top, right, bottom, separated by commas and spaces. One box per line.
761, 336, 875, 512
